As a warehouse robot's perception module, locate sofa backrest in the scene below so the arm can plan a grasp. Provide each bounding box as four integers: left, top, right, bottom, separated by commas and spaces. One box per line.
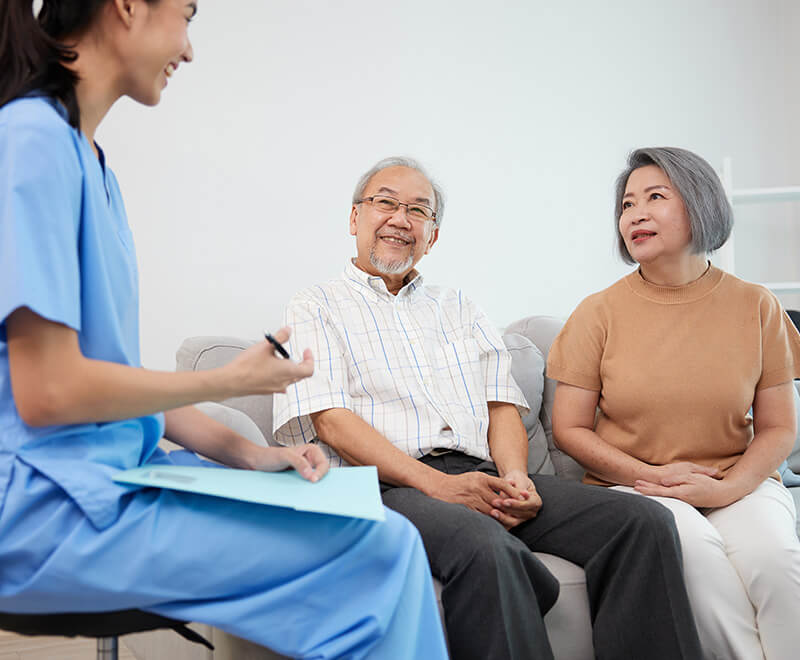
505, 316, 585, 481
176, 319, 800, 483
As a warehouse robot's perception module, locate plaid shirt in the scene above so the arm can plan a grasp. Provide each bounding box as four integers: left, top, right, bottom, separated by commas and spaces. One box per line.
273, 261, 529, 466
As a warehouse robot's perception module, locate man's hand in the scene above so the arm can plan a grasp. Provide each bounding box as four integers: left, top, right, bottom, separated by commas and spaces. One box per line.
491, 469, 542, 529
252, 444, 329, 483
430, 471, 523, 520
634, 472, 734, 508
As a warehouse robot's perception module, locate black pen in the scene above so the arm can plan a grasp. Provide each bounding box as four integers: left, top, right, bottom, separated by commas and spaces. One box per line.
264, 332, 290, 359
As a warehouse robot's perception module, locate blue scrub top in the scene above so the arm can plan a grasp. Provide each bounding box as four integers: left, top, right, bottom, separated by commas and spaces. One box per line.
0, 96, 164, 529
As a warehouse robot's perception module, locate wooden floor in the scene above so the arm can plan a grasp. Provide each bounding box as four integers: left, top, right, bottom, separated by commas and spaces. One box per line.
0, 629, 137, 659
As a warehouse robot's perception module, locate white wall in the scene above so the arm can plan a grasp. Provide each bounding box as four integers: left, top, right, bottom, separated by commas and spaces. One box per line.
730, 0, 800, 311
96, 0, 800, 370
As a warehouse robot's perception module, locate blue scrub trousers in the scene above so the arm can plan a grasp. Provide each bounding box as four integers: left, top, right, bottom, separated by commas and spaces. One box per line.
0, 455, 447, 660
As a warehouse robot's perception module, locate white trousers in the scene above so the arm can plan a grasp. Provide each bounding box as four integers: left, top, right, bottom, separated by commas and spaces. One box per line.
613, 480, 800, 660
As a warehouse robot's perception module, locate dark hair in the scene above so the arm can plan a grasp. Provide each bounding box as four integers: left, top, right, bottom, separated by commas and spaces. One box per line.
613, 147, 733, 264
0, 1, 155, 128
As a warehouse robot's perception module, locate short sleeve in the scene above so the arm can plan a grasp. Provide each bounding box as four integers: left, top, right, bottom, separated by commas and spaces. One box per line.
546, 295, 607, 391
272, 293, 353, 446
0, 103, 83, 339
756, 291, 800, 390
470, 301, 529, 413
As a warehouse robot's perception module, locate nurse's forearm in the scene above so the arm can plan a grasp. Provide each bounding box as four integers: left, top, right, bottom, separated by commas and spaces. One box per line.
163, 406, 266, 469
7, 306, 311, 427
18, 355, 237, 426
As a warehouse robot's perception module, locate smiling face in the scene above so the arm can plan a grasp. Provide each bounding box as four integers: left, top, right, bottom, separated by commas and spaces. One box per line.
619, 165, 694, 266
349, 166, 439, 287
116, 0, 197, 106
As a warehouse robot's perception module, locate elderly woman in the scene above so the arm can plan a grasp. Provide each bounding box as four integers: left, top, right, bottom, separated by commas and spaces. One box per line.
548, 146, 800, 660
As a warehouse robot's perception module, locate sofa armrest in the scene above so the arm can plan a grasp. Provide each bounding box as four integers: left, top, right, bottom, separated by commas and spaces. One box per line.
788, 383, 800, 473
175, 336, 275, 444
194, 402, 268, 447
505, 316, 585, 481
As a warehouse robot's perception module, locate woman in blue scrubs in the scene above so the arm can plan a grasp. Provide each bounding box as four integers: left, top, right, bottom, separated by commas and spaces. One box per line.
0, 2, 447, 658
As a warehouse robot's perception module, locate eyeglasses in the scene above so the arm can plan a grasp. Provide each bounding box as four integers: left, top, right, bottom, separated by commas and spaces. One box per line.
357, 195, 436, 223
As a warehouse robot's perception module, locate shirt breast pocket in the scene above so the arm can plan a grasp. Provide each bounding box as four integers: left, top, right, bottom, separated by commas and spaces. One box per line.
435, 338, 485, 405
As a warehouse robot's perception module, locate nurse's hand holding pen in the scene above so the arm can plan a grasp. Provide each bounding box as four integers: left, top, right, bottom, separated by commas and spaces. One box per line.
223, 326, 314, 395
202, 325, 326, 482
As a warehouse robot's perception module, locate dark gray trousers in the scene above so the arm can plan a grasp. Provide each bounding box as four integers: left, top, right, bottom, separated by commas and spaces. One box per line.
381, 452, 702, 660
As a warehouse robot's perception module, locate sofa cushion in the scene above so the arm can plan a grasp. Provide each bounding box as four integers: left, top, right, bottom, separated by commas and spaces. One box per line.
503, 333, 554, 475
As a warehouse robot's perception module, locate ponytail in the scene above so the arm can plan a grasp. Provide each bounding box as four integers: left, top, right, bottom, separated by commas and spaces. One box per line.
0, 0, 108, 128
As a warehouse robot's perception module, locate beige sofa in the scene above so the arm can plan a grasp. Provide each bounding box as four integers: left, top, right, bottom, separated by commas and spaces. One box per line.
125, 315, 800, 660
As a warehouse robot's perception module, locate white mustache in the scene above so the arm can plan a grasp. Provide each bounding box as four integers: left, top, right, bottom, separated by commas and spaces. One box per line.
377, 232, 414, 244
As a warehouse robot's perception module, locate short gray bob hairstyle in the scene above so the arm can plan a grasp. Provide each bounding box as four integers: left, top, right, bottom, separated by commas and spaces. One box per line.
352, 156, 446, 227
614, 147, 733, 264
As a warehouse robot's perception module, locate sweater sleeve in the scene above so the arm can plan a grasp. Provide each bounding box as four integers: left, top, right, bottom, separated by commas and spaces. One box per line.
756, 291, 800, 390
546, 294, 607, 391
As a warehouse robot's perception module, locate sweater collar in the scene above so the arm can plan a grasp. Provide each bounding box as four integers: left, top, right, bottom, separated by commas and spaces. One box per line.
625, 262, 725, 304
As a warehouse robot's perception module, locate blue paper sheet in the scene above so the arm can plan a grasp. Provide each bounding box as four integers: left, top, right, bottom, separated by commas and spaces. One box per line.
114, 465, 385, 521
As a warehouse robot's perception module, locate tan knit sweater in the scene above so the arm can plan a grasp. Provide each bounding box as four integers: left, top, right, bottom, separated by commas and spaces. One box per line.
547, 265, 800, 487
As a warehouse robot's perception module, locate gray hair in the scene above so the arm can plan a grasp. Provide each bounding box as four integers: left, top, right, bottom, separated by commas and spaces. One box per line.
352, 156, 445, 227
614, 147, 733, 264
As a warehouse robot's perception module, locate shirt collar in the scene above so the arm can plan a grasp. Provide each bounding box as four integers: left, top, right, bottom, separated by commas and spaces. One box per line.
343, 259, 424, 301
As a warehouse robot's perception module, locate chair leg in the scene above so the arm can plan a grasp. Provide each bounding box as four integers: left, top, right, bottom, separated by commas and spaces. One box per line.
97, 636, 118, 660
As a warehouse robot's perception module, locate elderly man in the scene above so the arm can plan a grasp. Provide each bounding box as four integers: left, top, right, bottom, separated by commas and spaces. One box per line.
273, 157, 703, 660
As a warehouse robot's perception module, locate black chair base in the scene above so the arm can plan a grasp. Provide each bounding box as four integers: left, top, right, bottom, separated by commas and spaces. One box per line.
0, 609, 213, 659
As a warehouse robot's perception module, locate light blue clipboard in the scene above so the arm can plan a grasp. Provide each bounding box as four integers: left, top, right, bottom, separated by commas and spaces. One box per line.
114, 465, 385, 522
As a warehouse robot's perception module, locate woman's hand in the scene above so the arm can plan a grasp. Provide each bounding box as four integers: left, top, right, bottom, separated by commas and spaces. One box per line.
634, 472, 735, 508
222, 327, 314, 397
651, 461, 720, 486
252, 444, 330, 483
